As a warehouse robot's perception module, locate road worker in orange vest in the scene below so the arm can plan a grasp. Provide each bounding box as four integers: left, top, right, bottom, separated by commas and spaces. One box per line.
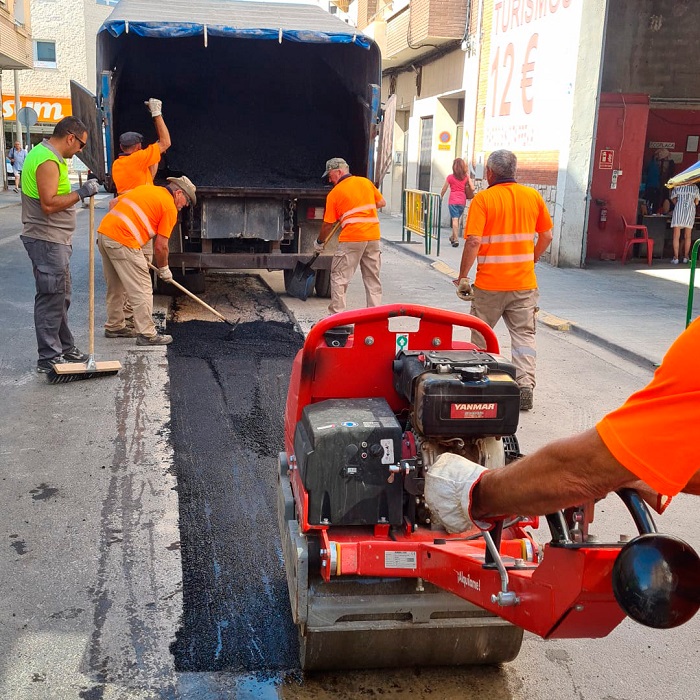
97, 176, 196, 345
316, 157, 386, 315
108, 98, 172, 332
455, 149, 553, 411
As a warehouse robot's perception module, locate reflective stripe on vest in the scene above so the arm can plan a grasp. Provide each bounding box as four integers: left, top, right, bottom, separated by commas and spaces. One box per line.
478, 231, 535, 266
481, 232, 534, 245
339, 203, 379, 228
109, 196, 156, 246
477, 253, 534, 264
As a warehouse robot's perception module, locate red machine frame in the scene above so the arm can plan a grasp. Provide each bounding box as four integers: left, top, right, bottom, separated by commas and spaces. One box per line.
282, 305, 635, 640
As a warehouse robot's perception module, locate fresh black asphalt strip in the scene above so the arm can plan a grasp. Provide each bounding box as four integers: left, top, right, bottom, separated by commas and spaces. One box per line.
167, 315, 304, 673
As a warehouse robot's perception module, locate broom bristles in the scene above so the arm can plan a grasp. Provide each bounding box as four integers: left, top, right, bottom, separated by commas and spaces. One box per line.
47, 368, 120, 383
46, 359, 122, 384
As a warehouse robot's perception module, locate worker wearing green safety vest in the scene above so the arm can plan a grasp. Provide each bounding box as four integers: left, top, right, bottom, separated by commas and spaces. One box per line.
20, 116, 100, 374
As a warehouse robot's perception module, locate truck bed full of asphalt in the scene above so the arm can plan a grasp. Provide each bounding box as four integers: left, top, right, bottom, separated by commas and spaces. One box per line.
167, 306, 304, 673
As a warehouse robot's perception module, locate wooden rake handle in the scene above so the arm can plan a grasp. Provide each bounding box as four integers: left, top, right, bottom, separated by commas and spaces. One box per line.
148, 263, 233, 325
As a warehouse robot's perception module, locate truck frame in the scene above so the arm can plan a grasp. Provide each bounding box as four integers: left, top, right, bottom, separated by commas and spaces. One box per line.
72, 0, 384, 297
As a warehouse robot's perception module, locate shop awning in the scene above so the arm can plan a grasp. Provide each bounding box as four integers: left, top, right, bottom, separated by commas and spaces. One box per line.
667, 161, 700, 188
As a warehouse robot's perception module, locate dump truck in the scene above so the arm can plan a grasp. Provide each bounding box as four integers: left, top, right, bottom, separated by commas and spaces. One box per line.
71, 0, 384, 297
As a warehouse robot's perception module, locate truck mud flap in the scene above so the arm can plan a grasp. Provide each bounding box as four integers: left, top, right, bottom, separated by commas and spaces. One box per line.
277, 456, 524, 671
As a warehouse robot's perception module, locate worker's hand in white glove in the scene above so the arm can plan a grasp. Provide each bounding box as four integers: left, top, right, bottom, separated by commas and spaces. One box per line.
76, 179, 100, 201
313, 239, 325, 254
424, 453, 496, 533
454, 277, 474, 302
157, 266, 173, 282
145, 98, 162, 118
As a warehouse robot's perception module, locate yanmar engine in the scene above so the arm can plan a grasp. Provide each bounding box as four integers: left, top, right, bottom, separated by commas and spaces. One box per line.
393, 350, 520, 438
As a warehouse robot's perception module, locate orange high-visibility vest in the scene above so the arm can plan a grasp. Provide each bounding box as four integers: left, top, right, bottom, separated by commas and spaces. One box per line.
324, 175, 383, 242
597, 318, 700, 497
97, 185, 177, 249
465, 182, 553, 291
111, 143, 161, 194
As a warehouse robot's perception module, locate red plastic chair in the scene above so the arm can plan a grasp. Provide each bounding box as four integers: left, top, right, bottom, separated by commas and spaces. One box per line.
621, 215, 654, 265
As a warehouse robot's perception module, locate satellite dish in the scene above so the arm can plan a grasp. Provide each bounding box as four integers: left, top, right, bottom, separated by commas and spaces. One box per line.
17, 106, 38, 128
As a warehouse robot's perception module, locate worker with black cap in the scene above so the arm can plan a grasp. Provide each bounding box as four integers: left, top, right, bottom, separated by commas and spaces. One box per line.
97, 176, 197, 346
111, 98, 171, 195
106, 98, 172, 337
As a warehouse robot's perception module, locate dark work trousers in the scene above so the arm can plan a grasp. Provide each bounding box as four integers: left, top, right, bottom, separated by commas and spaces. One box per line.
21, 236, 75, 361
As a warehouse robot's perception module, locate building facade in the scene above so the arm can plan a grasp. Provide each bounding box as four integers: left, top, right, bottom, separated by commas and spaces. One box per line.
365, 0, 699, 268
3, 0, 114, 147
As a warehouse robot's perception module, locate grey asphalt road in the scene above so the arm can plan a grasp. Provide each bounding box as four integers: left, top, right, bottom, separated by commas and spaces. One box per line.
0, 200, 698, 699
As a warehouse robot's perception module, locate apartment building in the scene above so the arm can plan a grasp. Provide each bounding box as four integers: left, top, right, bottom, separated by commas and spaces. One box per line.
3, 0, 114, 147
365, 0, 700, 268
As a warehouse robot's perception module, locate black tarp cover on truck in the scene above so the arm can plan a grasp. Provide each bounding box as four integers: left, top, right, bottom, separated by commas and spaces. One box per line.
95, 0, 381, 190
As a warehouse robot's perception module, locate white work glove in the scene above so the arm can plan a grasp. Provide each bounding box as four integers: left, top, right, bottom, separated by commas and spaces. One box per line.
455, 278, 475, 302
76, 180, 100, 201
157, 266, 173, 282
145, 98, 162, 118
313, 239, 325, 254
424, 453, 494, 533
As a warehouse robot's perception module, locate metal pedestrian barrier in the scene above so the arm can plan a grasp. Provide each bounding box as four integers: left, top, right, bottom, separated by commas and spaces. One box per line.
686, 238, 700, 327
402, 189, 442, 255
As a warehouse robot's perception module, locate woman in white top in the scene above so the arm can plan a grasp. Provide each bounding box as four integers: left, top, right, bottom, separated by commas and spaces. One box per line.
669, 183, 700, 264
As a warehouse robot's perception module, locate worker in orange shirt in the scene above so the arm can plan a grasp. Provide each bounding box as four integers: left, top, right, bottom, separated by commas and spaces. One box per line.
315, 157, 386, 315
106, 98, 171, 337
111, 98, 171, 196
97, 177, 196, 345
425, 318, 700, 531
455, 149, 553, 411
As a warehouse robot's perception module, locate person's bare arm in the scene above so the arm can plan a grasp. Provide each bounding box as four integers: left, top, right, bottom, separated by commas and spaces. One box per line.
376, 196, 386, 209
534, 228, 553, 262
440, 180, 448, 197
458, 235, 480, 280
36, 161, 81, 214
153, 234, 170, 268
470, 428, 640, 518
465, 176, 475, 200
154, 115, 171, 154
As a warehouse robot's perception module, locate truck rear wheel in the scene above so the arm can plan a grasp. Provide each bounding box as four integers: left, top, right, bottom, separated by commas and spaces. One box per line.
314, 269, 331, 298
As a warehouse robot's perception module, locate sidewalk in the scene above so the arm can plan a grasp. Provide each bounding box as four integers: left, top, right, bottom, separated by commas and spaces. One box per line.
379, 211, 697, 368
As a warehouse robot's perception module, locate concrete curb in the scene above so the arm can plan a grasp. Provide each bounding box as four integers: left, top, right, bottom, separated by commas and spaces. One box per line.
383, 235, 658, 369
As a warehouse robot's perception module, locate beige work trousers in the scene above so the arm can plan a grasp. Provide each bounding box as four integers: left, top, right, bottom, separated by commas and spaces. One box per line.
123, 239, 154, 321
328, 239, 382, 315
98, 234, 157, 338
469, 287, 539, 389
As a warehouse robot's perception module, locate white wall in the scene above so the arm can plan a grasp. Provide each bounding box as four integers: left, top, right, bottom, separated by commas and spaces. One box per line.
19, 0, 115, 99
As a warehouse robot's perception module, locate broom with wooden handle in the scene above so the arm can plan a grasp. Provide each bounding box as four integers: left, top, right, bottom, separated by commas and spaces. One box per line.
47, 196, 122, 383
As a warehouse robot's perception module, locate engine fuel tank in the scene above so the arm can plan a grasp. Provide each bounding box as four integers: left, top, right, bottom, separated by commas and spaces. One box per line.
294, 398, 404, 526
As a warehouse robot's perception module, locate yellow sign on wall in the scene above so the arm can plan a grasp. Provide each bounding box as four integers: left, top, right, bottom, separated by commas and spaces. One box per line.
2, 96, 72, 123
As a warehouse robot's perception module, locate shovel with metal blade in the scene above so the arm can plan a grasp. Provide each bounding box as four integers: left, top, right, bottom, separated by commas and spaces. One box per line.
287, 222, 341, 301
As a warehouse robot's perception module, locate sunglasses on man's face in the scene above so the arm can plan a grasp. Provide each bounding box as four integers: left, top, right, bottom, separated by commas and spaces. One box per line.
69, 132, 86, 150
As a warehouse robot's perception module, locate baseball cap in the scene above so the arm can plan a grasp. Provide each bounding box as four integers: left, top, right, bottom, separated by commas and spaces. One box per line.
119, 131, 143, 148
167, 176, 197, 207
322, 157, 349, 177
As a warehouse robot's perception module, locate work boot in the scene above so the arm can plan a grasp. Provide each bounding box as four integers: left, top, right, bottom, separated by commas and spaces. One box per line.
36, 356, 64, 374
136, 333, 173, 346
124, 317, 135, 329
63, 346, 89, 362
519, 387, 534, 411
105, 326, 137, 338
